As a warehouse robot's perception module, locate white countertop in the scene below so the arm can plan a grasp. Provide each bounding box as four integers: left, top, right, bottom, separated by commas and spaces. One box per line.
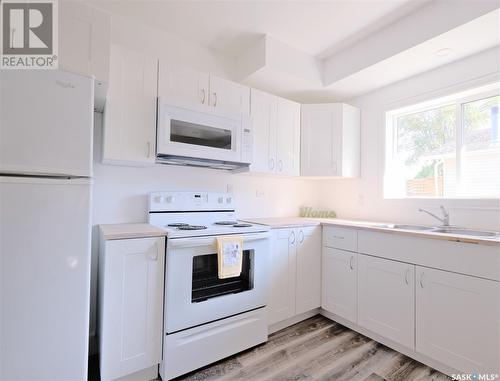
99, 223, 166, 240
242, 217, 500, 246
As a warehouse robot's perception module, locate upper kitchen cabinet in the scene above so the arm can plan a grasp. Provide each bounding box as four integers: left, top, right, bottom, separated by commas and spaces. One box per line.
250, 90, 300, 176
59, 1, 110, 108
249, 89, 277, 173
102, 44, 158, 166
158, 64, 250, 118
301, 103, 360, 177
276, 98, 301, 176
209, 75, 250, 118
158, 63, 210, 113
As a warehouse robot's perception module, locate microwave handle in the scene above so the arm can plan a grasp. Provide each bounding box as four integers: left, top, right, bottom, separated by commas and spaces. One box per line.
169, 232, 271, 249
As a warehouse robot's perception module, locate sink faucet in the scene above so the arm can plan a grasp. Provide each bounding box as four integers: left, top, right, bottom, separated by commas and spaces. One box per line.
418, 205, 450, 226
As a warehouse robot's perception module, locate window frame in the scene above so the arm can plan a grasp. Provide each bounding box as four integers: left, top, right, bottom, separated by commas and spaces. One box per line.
385, 84, 500, 200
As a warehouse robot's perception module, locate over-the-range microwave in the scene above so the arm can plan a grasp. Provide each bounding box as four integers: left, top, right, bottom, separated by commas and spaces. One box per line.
156, 98, 253, 170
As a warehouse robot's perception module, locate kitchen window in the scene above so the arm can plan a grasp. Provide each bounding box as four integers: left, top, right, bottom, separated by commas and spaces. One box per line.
385, 84, 500, 199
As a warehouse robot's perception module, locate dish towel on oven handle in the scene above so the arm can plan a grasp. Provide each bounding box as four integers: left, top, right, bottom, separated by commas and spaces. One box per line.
216, 235, 244, 279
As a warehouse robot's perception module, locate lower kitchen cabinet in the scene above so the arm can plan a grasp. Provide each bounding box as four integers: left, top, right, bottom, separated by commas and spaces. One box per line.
98, 236, 165, 381
322, 247, 357, 322
268, 228, 297, 325
416, 266, 500, 374
268, 226, 321, 326
296, 226, 322, 314
358, 254, 415, 349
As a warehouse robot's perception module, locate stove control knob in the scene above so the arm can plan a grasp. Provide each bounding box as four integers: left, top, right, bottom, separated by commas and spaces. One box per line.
226, 197, 232, 204
217, 196, 224, 204
156, 196, 165, 203
166, 196, 174, 203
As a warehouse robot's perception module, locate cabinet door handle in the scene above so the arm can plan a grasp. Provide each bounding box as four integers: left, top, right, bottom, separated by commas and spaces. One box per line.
289, 231, 296, 245
278, 160, 283, 172
269, 158, 275, 170
405, 268, 410, 285
212, 92, 217, 107
146, 142, 152, 158
299, 230, 304, 244
419, 272, 425, 288
200, 88, 206, 104
349, 255, 355, 270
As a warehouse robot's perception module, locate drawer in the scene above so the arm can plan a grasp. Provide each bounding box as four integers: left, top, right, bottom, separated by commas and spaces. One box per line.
323, 226, 357, 252
358, 230, 500, 281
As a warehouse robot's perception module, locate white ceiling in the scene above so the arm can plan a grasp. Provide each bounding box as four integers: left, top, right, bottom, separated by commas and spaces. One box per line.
86, 0, 426, 58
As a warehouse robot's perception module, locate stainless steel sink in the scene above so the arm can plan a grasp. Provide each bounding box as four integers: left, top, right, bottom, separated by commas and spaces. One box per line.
430, 227, 499, 237
391, 224, 435, 231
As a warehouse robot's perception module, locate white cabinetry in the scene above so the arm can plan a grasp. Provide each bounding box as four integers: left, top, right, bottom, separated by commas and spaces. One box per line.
249, 89, 277, 173
358, 254, 414, 349
102, 45, 158, 166
268, 226, 321, 325
250, 90, 300, 176
301, 103, 360, 177
416, 266, 500, 374
268, 228, 296, 325
158, 64, 210, 113
322, 248, 357, 322
98, 236, 165, 381
209, 75, 250, 118
59, 1, 110, 82
158, 64, 250, 118
295, 226, 322, 314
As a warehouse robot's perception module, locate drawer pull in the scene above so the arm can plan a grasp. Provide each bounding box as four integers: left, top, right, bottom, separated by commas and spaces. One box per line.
331, 235, 345, 240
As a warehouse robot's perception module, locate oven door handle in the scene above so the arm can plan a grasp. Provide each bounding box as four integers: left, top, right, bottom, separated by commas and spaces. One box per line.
168, 232, 271, 249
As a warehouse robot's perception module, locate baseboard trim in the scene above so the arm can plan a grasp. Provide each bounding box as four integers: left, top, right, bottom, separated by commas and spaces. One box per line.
269, 308, 320, 334
320, 309, 457, 378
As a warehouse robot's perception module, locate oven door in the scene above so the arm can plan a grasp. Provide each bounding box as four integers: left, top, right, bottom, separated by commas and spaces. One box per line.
157, 100, 242, 162
164, 232, 270, 333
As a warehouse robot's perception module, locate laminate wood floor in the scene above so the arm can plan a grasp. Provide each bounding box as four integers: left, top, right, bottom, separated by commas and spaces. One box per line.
174, 315, 450, 381
89, 315, 451, 381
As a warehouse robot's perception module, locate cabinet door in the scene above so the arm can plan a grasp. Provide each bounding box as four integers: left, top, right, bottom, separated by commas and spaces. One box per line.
268, 229, 297, 325
301, 104, 340, 177
0, 70, 93, 177
100, 237, 165, 381
59, 1, 110, 82
209, 75, 250, 118
157, 62, 210, 113
322, 248, 357, 322
296, 226, 322, 314
416, 267, 500, 374
276, 98, 301, 176
358, 254, 414, 348
249, 89, 277, 173
103, 45, 158, 165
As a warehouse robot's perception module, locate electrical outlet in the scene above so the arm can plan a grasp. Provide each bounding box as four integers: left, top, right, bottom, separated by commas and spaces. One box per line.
256, 190, 265, 198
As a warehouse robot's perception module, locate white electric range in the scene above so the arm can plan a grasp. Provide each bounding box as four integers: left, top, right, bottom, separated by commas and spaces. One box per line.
148, 191, 271, 380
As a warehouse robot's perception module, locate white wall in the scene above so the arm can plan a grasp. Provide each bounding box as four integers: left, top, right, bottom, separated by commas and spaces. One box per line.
318, 48, 500, 231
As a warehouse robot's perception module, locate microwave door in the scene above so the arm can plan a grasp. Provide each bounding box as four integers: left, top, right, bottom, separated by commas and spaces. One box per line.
157, 103, 242, 162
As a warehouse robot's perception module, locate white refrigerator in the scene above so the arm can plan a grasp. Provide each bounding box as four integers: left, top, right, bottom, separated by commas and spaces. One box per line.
0, 70, 94, 380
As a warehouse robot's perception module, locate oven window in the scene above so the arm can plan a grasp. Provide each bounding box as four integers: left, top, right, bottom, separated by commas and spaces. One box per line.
170, 119, 232, 150
191, 250, 253, 303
